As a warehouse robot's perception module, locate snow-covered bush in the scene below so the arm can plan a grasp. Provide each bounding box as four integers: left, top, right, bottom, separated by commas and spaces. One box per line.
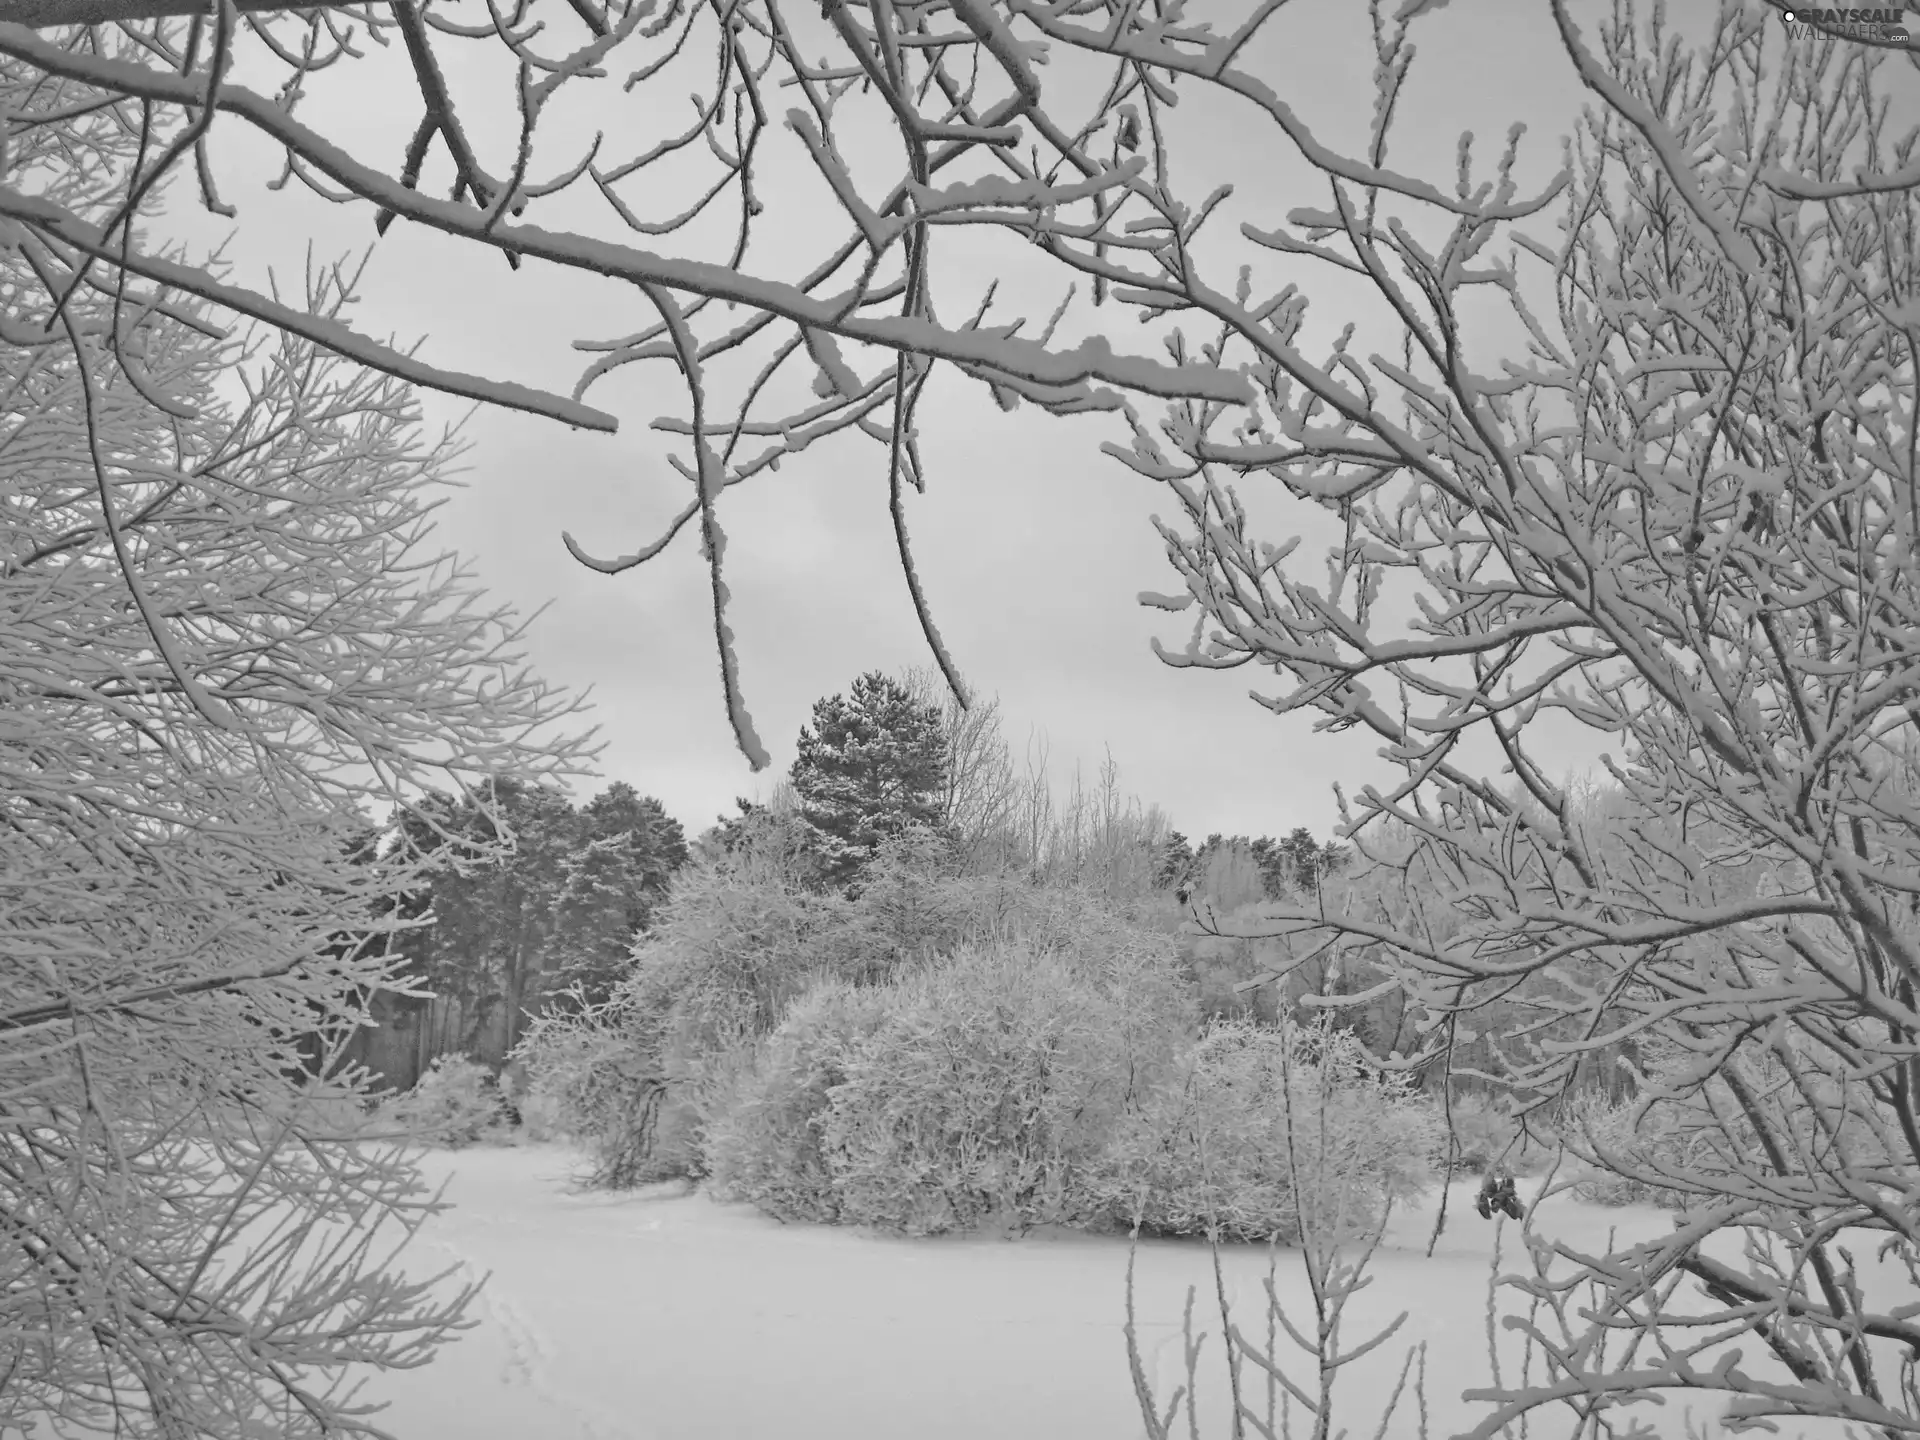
512, 996, 670, 1184
1096, 1017, 1445, 1244
706, 900, 1194, 1234
510, 837, 856, 1185
508, 854, 864, 1189
704, 979, 892, 1221
818, 827, 983, 983
519, 840, 1196, 1194
813, 938, 1188, 1235
378, 1054, 514, 1149
497, 1060, 564, 1142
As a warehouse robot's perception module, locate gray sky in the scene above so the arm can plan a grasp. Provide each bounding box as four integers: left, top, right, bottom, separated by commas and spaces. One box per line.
153, 0, 1724, 843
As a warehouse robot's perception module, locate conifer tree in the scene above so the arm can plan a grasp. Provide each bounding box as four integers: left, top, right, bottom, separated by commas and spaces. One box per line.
789, 672, 946, 890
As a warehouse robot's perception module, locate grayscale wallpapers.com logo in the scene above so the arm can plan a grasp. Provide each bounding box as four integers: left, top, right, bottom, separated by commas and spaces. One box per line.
1781, 7, 1912, 42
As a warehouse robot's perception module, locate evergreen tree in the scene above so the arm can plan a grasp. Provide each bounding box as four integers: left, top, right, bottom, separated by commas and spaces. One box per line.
704, 796, 763, 857
380, 776, 688, 1063
1280, 826, 1345, 895
1177, 830, 1345, 907
387, 776, 578, 1062
551, 783, 688, 1004
789, 672, 946, 890
1246, 836, 1289, 900
1154, 830, 1197, 891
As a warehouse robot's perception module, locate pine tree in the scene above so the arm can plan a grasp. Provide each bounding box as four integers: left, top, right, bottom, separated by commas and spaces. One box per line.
379, 777, 691, 1053
550, 783, 688, 1004
704, 796, 764, 857
1279, 827, 1345, 895
385, 776, 578, 1065
1155, 831, 1197, 891
789, 672, 946, 890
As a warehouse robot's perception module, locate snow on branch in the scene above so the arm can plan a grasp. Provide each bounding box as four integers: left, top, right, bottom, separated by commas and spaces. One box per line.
10, 0, 1920, 1430
0, 188, 624, 430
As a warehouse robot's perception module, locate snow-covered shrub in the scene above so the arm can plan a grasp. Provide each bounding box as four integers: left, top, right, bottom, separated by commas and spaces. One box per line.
494, 1051, 584, 1144
835, 852, 1182, 983
511, 997, 667, 1184
701, 882, 1198, 1233
515, 1004, 639, 1137
1440, 1091, 1531, 1175
702, 878, 1195, 1231
633, 848, 858, 1040
818, 827, 980, 983
813, 937, 1188, 1235
1095, 1017, 1444, 1244
520, 847, 1198, 1194
510, 839, 858, 1186
378, 1054, 513, 1148
704, 979, 892, 1221
646, 1029, 770, 1184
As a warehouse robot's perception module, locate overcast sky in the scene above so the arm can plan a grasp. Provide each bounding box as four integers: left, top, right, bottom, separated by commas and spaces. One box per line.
148, 0, 1784, 844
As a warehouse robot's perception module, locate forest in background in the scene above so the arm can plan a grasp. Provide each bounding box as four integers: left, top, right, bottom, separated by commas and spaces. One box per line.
345, 665, 1356, 1097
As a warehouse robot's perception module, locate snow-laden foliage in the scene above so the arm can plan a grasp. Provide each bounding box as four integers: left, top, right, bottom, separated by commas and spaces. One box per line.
519, 827, 1192, 1197
1145, 12, 1920, 1430
701, 978, 893, 1224
701, 932, 1439, 1246
0, 0, 1558, 762
703, 941, 1172, 1235
375, 1054, 516, 1150
0, 63, 593, 1440
544, 826, 1438, 1245
1097, 1017, 1445, 1246
810, 937, 1189, 1236
513, 824, 862, 1187
699, 781, 822, 879
12, 0, 1920, 1431
508, 988, 661, 1175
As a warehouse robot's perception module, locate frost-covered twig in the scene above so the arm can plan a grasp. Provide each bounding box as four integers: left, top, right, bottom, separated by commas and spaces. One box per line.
0, 67, 595, 1431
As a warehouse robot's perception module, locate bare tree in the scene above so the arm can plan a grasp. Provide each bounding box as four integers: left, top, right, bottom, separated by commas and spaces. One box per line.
0, 48, 592, 1436
900, 662, 1018, 869
0, 0, 1565, 765
1169, 9, 1920, 1435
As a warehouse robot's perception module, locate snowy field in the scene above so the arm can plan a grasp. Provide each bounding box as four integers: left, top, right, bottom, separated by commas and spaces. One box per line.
351, 1143, 1704, 1440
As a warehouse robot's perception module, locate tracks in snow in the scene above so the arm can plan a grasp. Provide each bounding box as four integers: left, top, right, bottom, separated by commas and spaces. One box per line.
424, 1235, 627, 1440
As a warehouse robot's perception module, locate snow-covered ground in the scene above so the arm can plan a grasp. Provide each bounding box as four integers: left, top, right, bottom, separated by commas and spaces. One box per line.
351, 1143, 1705, 1440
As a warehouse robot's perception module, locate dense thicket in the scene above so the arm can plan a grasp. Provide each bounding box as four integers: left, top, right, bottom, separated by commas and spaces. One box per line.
514, 819, 1443, 1242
